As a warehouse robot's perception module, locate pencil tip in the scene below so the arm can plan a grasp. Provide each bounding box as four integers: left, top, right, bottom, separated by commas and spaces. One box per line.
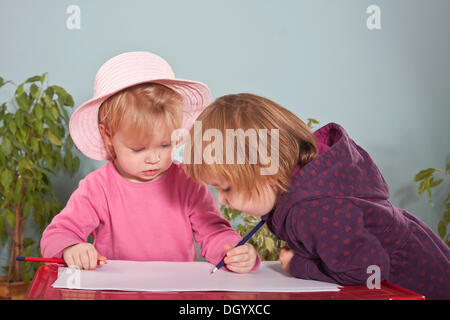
211, 267, 218, 274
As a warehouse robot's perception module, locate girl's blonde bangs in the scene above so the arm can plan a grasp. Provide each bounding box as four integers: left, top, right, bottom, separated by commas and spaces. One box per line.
99, 83, 183, 144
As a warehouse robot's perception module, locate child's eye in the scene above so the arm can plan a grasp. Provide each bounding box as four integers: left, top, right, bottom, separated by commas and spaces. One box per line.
222, 187, 231, 193
161, 144, 171, 148
131, 148, 145, 152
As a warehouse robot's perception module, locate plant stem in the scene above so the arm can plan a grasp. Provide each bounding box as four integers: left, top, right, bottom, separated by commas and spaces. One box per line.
8, 202, 24, 282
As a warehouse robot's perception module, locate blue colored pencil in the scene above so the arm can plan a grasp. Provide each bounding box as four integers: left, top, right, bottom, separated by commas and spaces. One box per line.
211, 220, 266, 274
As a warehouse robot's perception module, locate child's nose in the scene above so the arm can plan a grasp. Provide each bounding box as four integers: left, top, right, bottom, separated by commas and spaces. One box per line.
145, 151, 160, 164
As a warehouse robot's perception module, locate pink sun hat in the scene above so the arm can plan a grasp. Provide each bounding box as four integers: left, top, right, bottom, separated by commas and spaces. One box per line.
69, 51, 211, 160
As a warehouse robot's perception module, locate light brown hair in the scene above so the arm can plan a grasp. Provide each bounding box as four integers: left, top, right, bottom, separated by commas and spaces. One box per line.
183, 93, 317, 200
98, 83, 183, 158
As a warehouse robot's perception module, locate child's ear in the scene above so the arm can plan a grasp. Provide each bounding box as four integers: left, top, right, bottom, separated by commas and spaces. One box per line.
98, 123, 111, 141
98, 124, 115, 158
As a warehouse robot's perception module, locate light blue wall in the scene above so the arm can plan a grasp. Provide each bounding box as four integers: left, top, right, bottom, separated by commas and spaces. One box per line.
1, 1, 449, 271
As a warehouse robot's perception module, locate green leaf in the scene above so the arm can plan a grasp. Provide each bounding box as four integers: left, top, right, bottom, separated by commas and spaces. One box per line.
1, 169, 14, 189
44, 155, 54, 169
417, 175, 435, 202
18, 125, 28, 142
64, 152, 73, 171
0, 76, 4, 87
65, 135, 74, 151
44, 129, 62, 146
306, 118, 319, 129
65, 95, 74, 107
51, 106, 60, 120
32, 162, 53, 176
23, 198, 34, 217
414, 168, 435, 182
0, 151, 6, 166
23, 237, 34, 248
429, 179, 444, 188
33, 120, 43, 136
51, 85, 67, 96
44, 112, 60, 135
18, 158, 33, 172
31, 137, 40, 153
4, 209, 15, 228
13, 175, 23, 204
438, 220, 447, 239
40, 73, 46, 84
25, 75, 42, 83
0, 217, 6, 245
265, 237, 275, 252
0, 137, 12, 156
60, 106, 70, 124
33, 196, 44, 217
33, 103, 44, 120
16, 83, 24, 96
444, 205, 450, 224
15, 109, 25, 128
30, 83, 40, 99
8, 119, 17, 134
72, 156, 80, 174
43, 94, 52, 107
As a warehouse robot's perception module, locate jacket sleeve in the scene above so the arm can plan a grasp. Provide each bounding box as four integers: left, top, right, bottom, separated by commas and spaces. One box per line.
40, 178, 102, 259
287, 198, 390, 285
186, 180, 261, 271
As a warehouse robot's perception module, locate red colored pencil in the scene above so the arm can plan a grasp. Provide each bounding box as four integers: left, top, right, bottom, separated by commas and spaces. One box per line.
16, 256, 102, 265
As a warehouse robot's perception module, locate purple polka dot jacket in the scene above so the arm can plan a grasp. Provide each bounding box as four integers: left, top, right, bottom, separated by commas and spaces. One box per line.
262, 123, 450, 299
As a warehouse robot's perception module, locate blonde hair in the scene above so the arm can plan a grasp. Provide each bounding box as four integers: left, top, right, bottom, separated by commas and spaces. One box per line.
183, 93, 317, 200
98, 83, 183, 158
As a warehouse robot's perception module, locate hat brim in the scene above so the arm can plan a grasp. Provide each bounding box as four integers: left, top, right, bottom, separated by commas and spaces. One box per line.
69, 78, 211, 161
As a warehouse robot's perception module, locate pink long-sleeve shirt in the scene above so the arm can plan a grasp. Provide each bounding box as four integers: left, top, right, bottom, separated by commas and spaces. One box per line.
41, 161, 257, 268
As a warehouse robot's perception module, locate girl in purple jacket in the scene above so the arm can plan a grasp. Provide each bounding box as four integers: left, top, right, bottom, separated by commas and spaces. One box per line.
183, 93, 450, 300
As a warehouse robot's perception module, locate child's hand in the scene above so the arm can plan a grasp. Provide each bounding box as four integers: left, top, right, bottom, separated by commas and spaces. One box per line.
63, 242, 107, 270
279, 245, 294, 273
223, 243, 257, 273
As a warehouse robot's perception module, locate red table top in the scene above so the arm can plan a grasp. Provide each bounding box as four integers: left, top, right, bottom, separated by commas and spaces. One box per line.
25, 265, 426, 300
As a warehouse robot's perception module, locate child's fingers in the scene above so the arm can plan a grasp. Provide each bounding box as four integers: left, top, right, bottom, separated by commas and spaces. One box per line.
87, 248, 98, 270
226, 244, 249, 257
226, 264, 252, 274
64, 255, 75, 268
225, 254, 250, 265
72, 254, 82, 269
226, 260, 252, 268
80, 252, 91, 270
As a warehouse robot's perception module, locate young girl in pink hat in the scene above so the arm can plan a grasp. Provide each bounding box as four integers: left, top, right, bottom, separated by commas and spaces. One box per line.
40, 52, 259, 273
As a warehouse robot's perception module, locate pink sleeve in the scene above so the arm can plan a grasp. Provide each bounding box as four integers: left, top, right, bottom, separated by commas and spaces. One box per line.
186, 181, 261, 271
40, 178, 102, 259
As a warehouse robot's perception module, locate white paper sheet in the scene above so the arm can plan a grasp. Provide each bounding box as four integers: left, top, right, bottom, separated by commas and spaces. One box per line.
51, 260, 341, 292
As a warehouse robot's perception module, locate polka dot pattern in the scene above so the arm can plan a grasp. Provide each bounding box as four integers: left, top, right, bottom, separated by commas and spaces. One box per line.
264, 123, 450, 300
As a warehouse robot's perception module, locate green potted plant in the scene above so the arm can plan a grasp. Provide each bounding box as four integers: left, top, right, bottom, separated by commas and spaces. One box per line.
413, 163, 450, 246
0, 74, 79, 299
